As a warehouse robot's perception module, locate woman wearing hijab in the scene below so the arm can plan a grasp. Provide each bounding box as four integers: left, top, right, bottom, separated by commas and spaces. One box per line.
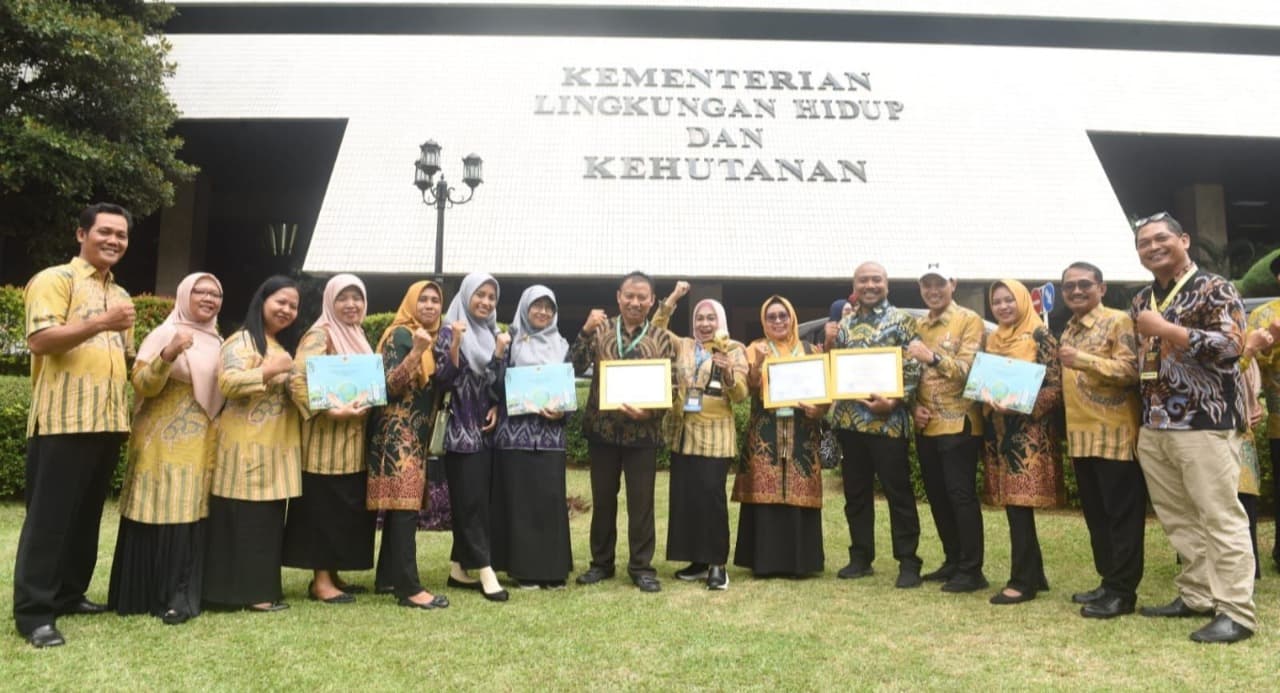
366, 280, 450, 609
490, 285, 574, 589
109, 273, 224, 625
283, 274, 377, 603
981, 279, 1064, 605
204, 275, 303, 613
731, 296, 828, 578
652, 282, 749, 590
435, 271, 508, 601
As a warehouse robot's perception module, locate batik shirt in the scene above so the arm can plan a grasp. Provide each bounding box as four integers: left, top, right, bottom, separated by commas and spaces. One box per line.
1060, 305, 1140, 461
830, 299, 921, 438
571, 317, 678, 448
1245, 298, 1280, 438
1128, 268, 1245, 431
914, 302, 983, 437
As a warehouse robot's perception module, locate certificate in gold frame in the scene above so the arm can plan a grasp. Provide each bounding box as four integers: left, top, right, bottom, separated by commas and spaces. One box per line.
762, 353, 832, 409
598, 358, 673, 410
828, 347, 905, 400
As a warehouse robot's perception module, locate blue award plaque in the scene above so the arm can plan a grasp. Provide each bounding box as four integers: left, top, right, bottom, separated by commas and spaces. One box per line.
506, 363, 578, 416
305, 354, 388, 410
962, 352, 1047, 415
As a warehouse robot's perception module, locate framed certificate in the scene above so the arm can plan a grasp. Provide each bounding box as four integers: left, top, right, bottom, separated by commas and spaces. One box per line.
829, 347, 905, 400
505, 363, 578, 416
305, 354, 388, 410
762, 354, 831, 409
962, 352, 1047, 415
599, 359, 672, 410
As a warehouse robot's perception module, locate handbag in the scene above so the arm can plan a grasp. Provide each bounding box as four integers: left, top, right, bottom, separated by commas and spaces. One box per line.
428, 392, 451, 457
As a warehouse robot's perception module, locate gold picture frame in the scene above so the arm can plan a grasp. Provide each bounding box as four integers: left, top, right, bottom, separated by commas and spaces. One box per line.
762, 353, 832, 409
598, 358, 673, 410
828, 347, 905, 400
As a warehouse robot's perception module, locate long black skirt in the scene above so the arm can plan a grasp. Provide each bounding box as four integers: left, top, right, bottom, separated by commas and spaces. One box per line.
491, 449, 573, 582
203, 496, 286, 606
666, 454, 731, 565
283, 472, 376, 571
108, 517, 205, 619
733, 503, 824, 577
444, 450, 493, 569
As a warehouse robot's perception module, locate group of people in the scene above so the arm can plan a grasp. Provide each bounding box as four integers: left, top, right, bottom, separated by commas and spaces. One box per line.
12, 203, 1277, 649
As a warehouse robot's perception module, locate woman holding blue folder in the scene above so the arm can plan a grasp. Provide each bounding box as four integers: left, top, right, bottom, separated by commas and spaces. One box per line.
490, 285, 574, 589
980, 279, 1064, 605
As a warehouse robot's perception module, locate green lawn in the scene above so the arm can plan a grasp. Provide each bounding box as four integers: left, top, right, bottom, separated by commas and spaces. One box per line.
2, 469, 1275, 690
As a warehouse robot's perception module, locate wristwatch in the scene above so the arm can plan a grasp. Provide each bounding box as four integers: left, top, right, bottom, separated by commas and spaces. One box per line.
930, 353, 942, 367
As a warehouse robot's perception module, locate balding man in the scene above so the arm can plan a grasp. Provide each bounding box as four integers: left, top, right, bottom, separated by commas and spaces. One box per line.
826, 262, 924, 588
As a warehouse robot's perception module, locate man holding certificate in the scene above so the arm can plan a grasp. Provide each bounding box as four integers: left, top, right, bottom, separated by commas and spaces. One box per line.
827, 261, 924, 588
1129, 212, 1255, 644
906, 262, 987, 593
571, 271, 678, 593
1058, 262, 1145, 619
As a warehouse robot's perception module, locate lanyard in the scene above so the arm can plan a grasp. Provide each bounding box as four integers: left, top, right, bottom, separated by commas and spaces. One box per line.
615, 319, 649, 358
767, 341, 802, 358
694, 342, 710, 372
1148, 265, 1196, 314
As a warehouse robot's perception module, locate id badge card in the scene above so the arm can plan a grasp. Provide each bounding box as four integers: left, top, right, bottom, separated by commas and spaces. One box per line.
776, 406, 794, 418
683, 388, 704, 413
1140, 346, 1160, 381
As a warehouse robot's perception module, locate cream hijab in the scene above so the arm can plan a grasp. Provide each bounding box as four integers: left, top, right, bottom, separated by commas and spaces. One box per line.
136, 273, 225, 417
309, 273, 373, 356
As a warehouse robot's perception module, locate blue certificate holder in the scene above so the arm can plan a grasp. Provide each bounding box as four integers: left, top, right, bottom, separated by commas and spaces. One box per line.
305, 354, 388, 410
962, 352, 1047, 415
505, 363, 578, 416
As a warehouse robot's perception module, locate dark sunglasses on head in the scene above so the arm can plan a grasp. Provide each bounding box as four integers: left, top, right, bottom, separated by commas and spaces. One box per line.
1133, 211, 1170, 228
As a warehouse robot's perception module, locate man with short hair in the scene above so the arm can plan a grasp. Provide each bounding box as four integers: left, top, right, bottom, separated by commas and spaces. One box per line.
906, 262, 986, 593
827, 261, 924, 588
571, 271, 678, 592
1058, 261, 1145, 619
1129, 212, 1255, 644
14, 203, 137, 648
1240, 254, 1280, 571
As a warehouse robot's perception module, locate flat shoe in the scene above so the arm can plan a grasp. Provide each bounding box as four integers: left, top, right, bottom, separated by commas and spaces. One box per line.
447, 576, 483, 591
482, 588, 510, 602
398, 595, 450, 610
335, 583, 368, 595
308, 581, 355, 604
246, 601, 290, 613
161, 609, 190, 626
989, 589, 1035, 605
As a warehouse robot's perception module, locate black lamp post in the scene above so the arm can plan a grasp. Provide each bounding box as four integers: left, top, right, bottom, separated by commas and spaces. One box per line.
414, 140, 483, 280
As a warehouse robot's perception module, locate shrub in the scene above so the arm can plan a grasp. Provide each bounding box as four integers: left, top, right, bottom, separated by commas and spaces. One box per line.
363, 312, 396, 349
131, 294, 175, 341
0, 285, 26, 375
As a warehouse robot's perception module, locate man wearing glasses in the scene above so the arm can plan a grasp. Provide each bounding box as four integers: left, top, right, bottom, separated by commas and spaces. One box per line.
826, 261, 924, 588
1057, 261, 1145, 619
1129, 212, 1255, 643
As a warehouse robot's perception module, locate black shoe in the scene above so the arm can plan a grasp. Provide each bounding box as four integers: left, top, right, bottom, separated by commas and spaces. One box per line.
632, 574, 662, 593
246, 601, 290, 613
59, 598, 108, 615
1071, 586, 1107, 604
989, 588, 1035, 605
26, 624, 65, 648
836, 563, 873, 579
1140, 596, 1212, 618
707, 565, 729, 591
398, 594, 450, 610
895, 566, 923, 589
482, 587, 510, 602
1190, 614, 1254, 644
941, 573, 990, 593
161, 609, 190, 626
576, 566, 615, 585
675, 563, 710, 581
1081, 593, 1136, 619
921, 564, 956, 582
334, 582, 368, 595
446, 576, 483, 591
309, 581, 356, 604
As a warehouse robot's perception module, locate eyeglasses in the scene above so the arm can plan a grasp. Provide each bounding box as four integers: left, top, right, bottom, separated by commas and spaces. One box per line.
1133, 211, 1170, 228
191, 289, 223, 299
764, 312, 791, 323
1061, 279, 1097, 292
528, 304, 555, 314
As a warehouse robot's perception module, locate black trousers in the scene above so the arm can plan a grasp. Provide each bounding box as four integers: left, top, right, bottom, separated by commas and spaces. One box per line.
443, 450, 493, 570
13, 433, 123, 635
376, 510, 425, 599
916, 427, 984, 577
1240, 494, 1260, 579
1006, 506, 1049, 593
837, 430, 921, 570
1072, 456, 1147, 598
587, 442, 657, 577
1271, 441, 1279, 566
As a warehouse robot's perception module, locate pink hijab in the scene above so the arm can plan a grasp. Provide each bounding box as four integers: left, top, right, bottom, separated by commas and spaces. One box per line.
136, 273, 225, 417
310, 274, 372, 355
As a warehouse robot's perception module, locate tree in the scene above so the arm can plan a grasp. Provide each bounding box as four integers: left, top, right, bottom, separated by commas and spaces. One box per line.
0, 0, 195, 274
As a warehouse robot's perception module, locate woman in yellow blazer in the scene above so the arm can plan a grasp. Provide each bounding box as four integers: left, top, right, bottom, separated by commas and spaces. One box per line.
109, 272, 224, 625
204, 275, 303, 612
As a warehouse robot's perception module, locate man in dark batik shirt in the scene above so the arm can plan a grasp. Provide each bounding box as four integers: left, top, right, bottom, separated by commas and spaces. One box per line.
1128, 212, 1255, 644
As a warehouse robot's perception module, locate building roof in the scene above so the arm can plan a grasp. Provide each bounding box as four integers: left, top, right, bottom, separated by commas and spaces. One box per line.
164, 33, 1280, 282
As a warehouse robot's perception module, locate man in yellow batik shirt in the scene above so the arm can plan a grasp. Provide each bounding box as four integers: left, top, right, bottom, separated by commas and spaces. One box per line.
906, 262, 987, 594
1241, 253, 1280, 571
14, 203, 137, 649
1058, 261, 1145, 620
